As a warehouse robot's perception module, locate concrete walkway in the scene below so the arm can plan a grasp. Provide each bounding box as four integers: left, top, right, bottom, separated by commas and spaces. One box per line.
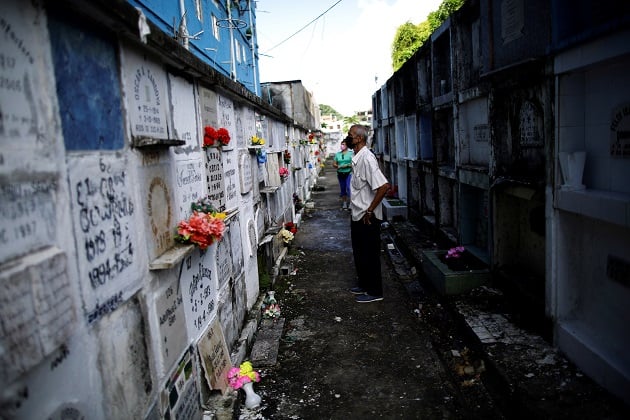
229, 160, 629, 419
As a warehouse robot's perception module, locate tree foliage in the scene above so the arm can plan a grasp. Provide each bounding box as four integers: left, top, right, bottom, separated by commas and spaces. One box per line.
319, 104, 343, 119
391, 22, 427, 71
391, 0, 466, 72
343, 115, 360, 125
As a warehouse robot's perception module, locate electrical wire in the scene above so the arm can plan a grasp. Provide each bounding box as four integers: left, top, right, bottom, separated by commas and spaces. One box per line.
262, 0, 344, 53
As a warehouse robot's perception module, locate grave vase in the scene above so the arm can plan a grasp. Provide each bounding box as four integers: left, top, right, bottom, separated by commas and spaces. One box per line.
242, 381, 261, 409
559, 151, 586, 190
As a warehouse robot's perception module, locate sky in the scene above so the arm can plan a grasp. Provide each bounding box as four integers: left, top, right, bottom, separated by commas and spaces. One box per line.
254, 0, 443, 116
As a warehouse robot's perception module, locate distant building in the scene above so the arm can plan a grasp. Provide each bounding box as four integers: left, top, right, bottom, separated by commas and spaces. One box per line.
261, 80, 321, 131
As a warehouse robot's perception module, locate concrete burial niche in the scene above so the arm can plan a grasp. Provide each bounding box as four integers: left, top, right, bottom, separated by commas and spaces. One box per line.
420, 249, 490, 295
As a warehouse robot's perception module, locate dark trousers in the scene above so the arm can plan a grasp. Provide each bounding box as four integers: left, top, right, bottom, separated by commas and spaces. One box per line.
350, 215, 383, 297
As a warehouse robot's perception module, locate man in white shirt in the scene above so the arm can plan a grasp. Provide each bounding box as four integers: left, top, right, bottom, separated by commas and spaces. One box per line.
346, 124, 390, 303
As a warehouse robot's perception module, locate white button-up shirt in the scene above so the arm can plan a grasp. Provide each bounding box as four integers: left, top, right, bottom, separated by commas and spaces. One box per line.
350, 147, 388, 221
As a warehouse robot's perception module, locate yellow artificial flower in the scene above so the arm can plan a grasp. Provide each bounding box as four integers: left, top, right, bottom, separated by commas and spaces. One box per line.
239, 361, 258, 381
251, 135, 265, 145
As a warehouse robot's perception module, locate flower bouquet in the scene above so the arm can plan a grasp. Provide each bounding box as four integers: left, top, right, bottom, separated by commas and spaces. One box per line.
175, 210, 226, 249
279, 167, 289, 181
278, 227, 294, 245
203, 126, 218, 148
251, 135, 265, 146
284, 221, 297, 234
227, 361, 260, 389
445, 246, 465, 259
283, 150, 292, 164
203, 126, 231, 148
228, 361, 262, 409
439, 246, 486, 271
217, 127, 230, 145
263, 303, 281, 319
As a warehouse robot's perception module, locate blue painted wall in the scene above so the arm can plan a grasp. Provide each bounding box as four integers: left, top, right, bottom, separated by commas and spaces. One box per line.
47, 12, 125, 151
129, 0, 260, 95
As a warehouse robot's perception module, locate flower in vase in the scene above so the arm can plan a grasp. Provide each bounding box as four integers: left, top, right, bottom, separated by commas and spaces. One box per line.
279, 167, 289, 179
227, 361, 260, 390
263, 303, 281, 319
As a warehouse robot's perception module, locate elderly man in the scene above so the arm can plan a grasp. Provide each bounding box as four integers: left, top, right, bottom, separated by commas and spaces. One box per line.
345, 124, 390, 303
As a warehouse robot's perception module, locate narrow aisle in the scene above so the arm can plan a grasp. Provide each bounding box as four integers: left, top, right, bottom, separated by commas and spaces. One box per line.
242, 162, 494, 419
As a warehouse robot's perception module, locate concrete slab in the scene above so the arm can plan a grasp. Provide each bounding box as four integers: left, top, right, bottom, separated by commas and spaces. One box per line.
250, 318, 285, 367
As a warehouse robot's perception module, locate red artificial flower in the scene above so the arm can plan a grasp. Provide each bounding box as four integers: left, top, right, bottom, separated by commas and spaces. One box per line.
203, 126, 218, 148
217, 127, 231, 145
284, 221, 297, 234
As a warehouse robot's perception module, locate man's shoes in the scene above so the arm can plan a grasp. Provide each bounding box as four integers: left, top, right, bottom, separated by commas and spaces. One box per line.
356, 294, 383, 303
349, 287, 366, 295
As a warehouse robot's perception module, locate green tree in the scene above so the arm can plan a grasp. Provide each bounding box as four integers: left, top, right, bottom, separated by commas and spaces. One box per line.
391, 22, 426, 71
319, 104, 343, 119
430, 0, 466, 27
391, 0, 466, 71
343, 115, 360, 125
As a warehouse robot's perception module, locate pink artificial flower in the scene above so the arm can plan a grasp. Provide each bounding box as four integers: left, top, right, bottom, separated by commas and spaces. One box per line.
176, 211, 226, 249
207, 216, 225, 241
445, 246, 465, 259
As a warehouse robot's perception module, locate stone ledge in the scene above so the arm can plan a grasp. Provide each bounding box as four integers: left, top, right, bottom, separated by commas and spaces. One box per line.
250, 318, 285, 367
